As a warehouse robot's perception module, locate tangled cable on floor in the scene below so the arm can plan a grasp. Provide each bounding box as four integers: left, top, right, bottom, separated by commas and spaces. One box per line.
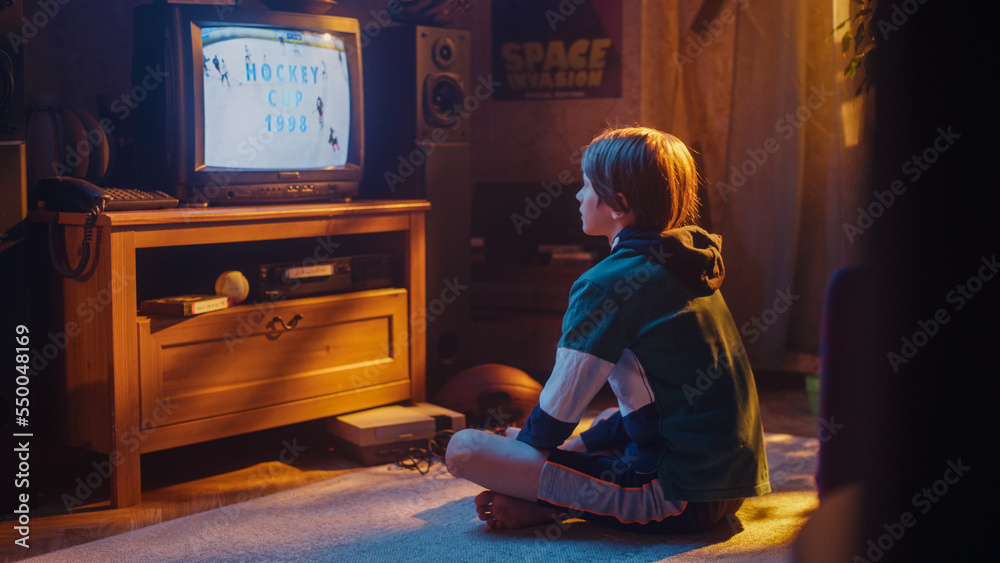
394, 426, 511, 474
395, 429, 455, 474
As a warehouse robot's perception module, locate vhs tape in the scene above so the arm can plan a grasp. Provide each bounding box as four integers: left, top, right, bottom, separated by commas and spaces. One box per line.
258, 253, 394, 300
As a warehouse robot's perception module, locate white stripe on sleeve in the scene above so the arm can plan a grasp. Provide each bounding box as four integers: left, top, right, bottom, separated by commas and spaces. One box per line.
539, 347, 615, 423
607, 348, 656, 416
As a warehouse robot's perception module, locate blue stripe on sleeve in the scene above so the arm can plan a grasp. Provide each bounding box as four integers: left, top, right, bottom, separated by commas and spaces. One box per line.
516, 404, 578, 450
579, 410, 628, 452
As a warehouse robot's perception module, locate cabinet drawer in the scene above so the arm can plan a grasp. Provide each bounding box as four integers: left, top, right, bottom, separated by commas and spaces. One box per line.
137, 289, 409, 433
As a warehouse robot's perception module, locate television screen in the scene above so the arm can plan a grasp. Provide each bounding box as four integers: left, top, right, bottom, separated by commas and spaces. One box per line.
200, 26, 352, 171
130, 4, 365, 204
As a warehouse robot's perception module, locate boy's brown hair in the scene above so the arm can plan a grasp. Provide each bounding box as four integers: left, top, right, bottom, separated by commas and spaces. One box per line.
581, 127, 700, 232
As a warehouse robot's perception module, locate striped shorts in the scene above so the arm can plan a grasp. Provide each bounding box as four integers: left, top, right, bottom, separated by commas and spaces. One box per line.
536, 448, 744, 535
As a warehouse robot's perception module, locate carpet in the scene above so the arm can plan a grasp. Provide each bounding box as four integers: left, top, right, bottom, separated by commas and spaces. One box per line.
24, 433, 818, 562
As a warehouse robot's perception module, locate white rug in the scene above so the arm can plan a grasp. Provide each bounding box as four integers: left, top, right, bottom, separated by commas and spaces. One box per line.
24, 433, 818, 562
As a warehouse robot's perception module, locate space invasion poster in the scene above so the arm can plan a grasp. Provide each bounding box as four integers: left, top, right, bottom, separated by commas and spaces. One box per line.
492, 0, 622, 100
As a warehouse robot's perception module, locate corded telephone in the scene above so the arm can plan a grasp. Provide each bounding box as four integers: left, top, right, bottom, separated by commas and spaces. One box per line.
37, 177, 179, 278
36, 176, 179, 213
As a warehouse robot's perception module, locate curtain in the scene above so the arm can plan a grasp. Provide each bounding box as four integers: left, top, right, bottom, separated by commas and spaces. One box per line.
641, 0, 871, 369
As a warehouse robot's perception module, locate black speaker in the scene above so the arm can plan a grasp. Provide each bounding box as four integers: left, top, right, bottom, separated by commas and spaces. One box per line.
1, 0, 25, 143
362, 25, 472, 395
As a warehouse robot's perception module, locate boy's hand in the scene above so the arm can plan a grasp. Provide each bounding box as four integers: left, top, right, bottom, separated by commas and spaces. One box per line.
560, 436, 588, 452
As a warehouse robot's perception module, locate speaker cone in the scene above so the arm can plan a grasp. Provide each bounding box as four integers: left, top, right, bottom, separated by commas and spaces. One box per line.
423, 73, 464, 127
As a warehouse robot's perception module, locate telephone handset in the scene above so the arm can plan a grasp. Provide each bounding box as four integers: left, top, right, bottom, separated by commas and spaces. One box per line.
37, 177, 179, 277
36, 176, 179, 213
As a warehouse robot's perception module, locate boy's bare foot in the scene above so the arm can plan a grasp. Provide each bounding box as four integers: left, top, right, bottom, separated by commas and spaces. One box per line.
474, 490, 564, 530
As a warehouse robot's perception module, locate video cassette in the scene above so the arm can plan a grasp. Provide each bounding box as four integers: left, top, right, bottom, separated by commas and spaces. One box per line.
258, 253, 395, 301
326, 403, 465, 466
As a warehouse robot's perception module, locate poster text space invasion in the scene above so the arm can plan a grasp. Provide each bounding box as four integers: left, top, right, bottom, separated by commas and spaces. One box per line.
500, 38, 612, 90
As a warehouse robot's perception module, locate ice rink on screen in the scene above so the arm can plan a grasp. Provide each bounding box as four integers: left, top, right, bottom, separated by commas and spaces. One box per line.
201, 27, 351, 170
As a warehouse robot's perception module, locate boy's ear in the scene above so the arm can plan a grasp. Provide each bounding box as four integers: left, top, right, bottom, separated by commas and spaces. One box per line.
611, 192, 630, 220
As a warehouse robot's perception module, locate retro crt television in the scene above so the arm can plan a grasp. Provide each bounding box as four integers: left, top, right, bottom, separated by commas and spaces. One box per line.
131, 4, 364, 204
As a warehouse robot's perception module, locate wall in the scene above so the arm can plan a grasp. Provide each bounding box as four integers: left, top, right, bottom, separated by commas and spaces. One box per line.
465, 0, 642, 185
20, 0, 642, 189
15, 0, 659, 381
21, 1, 137, 111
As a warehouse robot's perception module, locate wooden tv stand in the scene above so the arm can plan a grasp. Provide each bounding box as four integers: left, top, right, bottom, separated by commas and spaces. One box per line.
33, 201, 429, 508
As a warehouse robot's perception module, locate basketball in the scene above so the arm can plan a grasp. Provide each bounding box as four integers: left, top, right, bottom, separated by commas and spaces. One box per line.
434, 363, 542, 429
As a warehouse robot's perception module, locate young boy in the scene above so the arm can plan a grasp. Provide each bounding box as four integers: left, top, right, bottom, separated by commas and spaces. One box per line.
446, 127, 770, 534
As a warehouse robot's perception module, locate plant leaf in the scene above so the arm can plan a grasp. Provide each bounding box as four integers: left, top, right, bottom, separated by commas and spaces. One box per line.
845, 56, 860, 77
855, 23, 866, 53
829, 18, 849, 36
842, 31, 853, 53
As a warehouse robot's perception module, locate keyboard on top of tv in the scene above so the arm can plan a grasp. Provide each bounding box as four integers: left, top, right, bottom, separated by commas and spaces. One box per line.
102, 188, 180, 211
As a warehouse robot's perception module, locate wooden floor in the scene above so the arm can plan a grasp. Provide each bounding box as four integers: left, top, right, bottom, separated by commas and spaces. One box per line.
2, 378, 817, 561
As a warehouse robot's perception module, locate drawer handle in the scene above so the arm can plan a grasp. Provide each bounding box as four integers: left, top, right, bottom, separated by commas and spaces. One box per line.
270, 314, 303, 331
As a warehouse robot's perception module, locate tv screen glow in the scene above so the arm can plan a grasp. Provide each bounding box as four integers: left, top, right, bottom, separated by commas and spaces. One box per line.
200, 25, 351, 171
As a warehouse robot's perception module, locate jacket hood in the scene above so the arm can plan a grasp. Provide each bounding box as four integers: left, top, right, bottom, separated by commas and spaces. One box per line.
612, 225, 725, 295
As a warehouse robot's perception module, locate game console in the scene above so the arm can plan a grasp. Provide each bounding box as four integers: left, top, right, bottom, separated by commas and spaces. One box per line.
326, 403, 465, 466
